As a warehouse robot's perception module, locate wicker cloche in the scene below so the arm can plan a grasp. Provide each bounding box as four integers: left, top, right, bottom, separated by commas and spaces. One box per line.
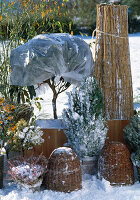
98, 141, 134, 186
45, 147, 82, 192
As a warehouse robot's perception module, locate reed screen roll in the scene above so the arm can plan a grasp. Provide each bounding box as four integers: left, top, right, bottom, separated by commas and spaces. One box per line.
94, 5, 133, 120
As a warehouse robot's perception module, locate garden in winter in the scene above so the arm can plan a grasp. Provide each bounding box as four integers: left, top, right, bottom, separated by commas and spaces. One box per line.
0, 0, 140, 200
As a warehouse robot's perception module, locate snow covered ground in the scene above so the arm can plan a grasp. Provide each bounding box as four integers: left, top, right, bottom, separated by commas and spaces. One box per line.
1, 176, 140, 200
34, 33, 140, 119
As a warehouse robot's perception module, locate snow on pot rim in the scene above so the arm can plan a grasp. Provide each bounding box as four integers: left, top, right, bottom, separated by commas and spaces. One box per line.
52, 147, 73, 153
36, 119, 67, 130
80, 156, 98, 161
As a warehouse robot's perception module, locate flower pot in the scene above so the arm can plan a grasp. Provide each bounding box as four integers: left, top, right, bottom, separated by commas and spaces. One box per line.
0, 155, 4, 189
80, 156, 98, 176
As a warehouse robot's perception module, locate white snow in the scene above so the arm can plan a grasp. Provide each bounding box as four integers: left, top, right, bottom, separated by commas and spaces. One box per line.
53, 147, 73, 154
1, 176, 140, 200
33, 33, 140, 119
129, 33, 140, 104
36, 119, 66, 130
24, 50, 30, 67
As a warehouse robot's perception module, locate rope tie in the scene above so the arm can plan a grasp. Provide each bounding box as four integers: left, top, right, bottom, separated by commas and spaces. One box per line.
92, 28, 127, 40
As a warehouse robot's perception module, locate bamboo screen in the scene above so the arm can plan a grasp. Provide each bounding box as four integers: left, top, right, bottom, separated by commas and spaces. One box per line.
94, 4, 133, 120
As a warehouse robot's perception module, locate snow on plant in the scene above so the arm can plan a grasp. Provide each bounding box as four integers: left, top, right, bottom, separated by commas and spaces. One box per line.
62, 76, 108, 158
123, 113, 140, 167
7, 155, 47, 186
123, 113, 140, 152
10, 164, 43, 185
7, 117, 44, 154
131, 150, 140, 167
0, 147, 6, 155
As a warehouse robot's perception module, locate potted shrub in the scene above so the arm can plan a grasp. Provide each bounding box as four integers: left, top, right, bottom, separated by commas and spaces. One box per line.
123, 112, 140, 180
7, 155, 48, 191
7, 117, 44, 157
62, 76, 108, 176
123, 113, 140, 152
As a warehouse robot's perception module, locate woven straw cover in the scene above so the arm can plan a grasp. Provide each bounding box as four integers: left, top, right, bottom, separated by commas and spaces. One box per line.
98, 142, 134, 186
15, 104, 34, 123
94, 5, 133, 120
45, 147, 82, 192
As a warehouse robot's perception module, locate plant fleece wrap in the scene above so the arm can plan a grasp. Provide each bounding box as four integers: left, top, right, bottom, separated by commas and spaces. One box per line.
10, 33, 94, 86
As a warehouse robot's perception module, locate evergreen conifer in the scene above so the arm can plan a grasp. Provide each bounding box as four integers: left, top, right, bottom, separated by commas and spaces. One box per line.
62, 77, 108, 158
123, 114, 140, 152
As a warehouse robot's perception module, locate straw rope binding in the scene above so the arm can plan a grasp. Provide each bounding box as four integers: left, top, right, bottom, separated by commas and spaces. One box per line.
92, 28, 128, 39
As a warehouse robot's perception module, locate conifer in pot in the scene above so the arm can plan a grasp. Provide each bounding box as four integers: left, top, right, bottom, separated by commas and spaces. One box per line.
62, 76, 108, 175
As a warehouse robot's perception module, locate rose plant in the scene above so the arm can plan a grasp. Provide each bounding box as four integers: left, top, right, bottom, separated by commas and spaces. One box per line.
7, 155, 48, 190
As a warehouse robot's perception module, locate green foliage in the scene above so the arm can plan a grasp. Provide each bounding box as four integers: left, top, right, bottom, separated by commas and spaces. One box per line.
123, 114, 140, 152
7, 118, 44, 154
74, 0, 140, 34
131, 150, 140, 167
0, 97, 16, 148
121, 0, 140, 33
63, 76, 108, 158
9, 85, 35, 104
74, 0, 112, 33
9, 85, 43, 112
0, 0, 75, 40
121, 0, 140, 16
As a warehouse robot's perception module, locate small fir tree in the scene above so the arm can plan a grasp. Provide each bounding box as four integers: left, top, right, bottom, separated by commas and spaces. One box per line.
62, 76, 108, 158
123, 113, 140, 152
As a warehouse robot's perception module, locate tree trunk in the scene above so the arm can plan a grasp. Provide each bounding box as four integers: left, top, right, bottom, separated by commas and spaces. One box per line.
52, 94, 57, 119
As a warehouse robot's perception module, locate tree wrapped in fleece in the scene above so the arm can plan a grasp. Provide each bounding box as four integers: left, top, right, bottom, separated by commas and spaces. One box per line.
62, 77, 108, 158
